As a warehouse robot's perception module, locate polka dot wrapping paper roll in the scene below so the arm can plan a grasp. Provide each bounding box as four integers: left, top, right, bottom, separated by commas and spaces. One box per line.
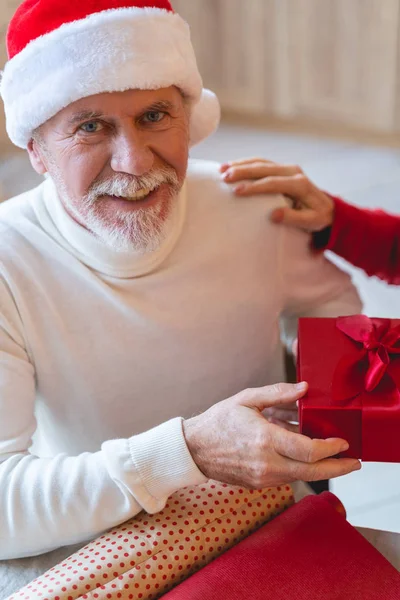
8, 481, 294, 600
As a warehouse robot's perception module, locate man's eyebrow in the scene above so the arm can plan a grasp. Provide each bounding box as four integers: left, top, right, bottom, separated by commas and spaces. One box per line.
143, 100, 175, 112
67, 110, 105, 127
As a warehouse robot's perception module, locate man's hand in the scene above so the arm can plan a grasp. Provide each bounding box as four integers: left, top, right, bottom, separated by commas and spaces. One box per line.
183, 382, 361, 488
220, 158, 334, 232
264, 402, 299, 433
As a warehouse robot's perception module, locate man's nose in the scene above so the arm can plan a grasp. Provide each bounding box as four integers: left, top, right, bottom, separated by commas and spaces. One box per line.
111, 129, 154, 176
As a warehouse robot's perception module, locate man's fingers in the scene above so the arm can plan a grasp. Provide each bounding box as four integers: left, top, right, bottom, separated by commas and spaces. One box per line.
264, 403, 298, 414
264, 407, 298, 422
239, 382, 308, 411
296, 457, 361, 482
267, 418, 299, 434
272, 427, 351, 463
263, 403, 299, 422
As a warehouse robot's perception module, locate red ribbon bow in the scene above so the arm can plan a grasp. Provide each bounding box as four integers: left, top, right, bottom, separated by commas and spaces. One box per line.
333, 315, 400, 404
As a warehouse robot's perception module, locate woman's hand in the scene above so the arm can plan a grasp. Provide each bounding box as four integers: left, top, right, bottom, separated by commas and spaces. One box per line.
221, 158, 335, 232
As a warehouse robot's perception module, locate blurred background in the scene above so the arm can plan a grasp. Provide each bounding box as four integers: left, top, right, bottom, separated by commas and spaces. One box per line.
2, 0, 400, 533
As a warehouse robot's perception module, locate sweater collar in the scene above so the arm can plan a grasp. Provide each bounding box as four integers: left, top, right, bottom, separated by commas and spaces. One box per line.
35, 176, 187, 278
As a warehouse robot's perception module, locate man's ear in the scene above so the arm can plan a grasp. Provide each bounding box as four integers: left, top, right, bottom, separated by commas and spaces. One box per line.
27, 138, 48, 175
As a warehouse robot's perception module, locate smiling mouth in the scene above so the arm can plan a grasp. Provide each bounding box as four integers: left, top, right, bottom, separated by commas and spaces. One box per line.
108, 184, 160, 202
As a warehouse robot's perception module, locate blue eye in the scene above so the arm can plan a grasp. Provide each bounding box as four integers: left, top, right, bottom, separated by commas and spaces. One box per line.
80, 121, 103, 133
143, 111, 165, 123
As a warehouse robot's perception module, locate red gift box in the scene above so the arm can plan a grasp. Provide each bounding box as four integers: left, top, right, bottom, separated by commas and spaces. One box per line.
298, 316, 400, 461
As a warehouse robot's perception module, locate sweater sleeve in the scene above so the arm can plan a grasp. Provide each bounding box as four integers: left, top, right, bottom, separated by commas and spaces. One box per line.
0, 277, 206, 560
312, 196, 400, 285
279, 225, 362, 350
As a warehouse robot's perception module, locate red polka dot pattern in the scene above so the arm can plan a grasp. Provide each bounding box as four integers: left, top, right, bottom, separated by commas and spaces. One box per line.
9, 482, 293, 600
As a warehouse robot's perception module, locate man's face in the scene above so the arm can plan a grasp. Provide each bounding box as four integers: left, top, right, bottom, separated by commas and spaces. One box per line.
28, 87, 190, 253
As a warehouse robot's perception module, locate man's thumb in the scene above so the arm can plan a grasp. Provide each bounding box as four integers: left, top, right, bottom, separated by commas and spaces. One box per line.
240, 382, 308, 411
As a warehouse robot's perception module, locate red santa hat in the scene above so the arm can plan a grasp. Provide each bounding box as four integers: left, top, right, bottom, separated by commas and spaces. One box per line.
0, 0, 220, 149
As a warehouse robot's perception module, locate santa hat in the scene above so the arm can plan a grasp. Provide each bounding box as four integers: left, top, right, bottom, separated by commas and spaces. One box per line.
0, 0, 220, 149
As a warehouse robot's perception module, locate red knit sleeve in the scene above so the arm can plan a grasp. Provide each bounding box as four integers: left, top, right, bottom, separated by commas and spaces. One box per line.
312, 196, 400, 285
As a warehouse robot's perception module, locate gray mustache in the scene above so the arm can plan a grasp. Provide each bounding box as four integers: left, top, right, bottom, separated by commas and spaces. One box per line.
87, 168, 179, 200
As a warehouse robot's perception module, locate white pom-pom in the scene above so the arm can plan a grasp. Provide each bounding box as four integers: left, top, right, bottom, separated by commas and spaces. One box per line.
189, 88, 221, 147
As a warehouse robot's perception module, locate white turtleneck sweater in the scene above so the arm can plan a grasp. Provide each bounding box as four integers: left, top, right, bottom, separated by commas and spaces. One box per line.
0, 159, 361, 560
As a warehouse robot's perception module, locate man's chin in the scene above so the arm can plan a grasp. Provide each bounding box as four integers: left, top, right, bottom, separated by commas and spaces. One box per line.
86, 199, 177, 254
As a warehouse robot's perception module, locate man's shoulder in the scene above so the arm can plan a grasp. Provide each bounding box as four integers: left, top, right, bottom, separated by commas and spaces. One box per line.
186, 159, 241, 212
0, 184, 43, 250
0, 184, 41, 218
184, 159, 295, 259
186, 158, 289, 213
186, 159, 224, 188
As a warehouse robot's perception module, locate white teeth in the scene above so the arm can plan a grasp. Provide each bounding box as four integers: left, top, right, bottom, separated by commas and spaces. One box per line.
115, 185, 158, 202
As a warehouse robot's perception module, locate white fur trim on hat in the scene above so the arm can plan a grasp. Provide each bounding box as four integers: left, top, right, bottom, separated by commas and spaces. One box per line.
190, 89, 221, 147
0, 7, 220, 148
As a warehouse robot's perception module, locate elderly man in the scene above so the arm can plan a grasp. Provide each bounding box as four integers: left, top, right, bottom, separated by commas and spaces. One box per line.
0, 1, 362, 584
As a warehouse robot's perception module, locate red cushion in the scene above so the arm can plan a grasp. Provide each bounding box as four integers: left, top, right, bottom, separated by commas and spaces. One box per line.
164, 492, 400, 600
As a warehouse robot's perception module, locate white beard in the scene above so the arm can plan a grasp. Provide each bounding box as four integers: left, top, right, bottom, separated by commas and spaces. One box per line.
48, 165, 181, 254
80, 195, 177, 254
